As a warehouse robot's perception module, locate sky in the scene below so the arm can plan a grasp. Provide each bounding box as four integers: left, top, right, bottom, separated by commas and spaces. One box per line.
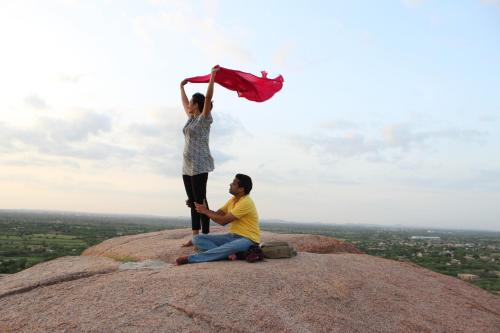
1, 0, 499, 231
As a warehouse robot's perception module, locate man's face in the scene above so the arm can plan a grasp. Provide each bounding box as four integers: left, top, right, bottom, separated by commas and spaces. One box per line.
229, 178, 241, 195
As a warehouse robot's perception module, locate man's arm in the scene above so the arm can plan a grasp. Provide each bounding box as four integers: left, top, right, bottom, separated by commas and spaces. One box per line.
195, 202, 236, 226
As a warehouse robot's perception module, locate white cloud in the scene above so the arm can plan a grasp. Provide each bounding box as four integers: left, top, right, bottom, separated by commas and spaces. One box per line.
133, 1, 253, 63
0, 104, 245, 178
211, 149, 233, 164
59, 73, 84, 83
0, 111, 119, 161
24, 94, 48, 110
396, 167, 500, 192
481, 0, 500, 6
202, 35, 253, 64
1, 156, 80, 169
293, 132, 378, 159
37, 111, 112, 142
55, 0, 81, 6
478, 114, 496, 122
381, 124, 483, 149
401, 0, 425, 8
320, 119, 360, 130
273, 41, 296, 67
293, 122, 484, 161
211, 112, 250, 144
124, 110, 243, 176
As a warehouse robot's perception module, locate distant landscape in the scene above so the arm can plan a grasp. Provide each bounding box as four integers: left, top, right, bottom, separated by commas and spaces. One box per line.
1, 209, 499, 295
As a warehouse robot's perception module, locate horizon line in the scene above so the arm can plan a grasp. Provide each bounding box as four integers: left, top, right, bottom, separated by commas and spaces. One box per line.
1, 208, 499, 233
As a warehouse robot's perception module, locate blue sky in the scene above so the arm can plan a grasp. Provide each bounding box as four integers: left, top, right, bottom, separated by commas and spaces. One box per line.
0, 0, 499, 230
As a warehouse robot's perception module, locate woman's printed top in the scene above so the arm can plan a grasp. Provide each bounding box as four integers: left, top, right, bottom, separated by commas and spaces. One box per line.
182, 114, 214, 176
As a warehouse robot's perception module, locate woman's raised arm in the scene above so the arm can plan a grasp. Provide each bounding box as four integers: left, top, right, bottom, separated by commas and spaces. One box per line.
202, 66, 219, 118
180, 79, 190, 115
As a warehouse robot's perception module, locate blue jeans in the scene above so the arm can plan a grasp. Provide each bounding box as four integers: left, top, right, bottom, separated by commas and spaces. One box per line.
188, 233, 254, 263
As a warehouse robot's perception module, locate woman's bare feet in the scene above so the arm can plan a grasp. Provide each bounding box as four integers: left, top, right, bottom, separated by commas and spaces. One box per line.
228, 254, 237, 261
181, 239, 193, 247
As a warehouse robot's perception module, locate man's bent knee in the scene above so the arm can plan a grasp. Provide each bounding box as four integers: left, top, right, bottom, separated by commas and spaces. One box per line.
192, 234, 214, 250
192, 234, 204, 246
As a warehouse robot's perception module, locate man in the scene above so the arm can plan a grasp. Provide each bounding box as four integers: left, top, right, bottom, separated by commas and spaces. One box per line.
175, 173, 260, 265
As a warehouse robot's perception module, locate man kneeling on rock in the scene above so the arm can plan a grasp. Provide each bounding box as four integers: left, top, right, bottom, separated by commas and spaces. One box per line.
176, 174, 260, 265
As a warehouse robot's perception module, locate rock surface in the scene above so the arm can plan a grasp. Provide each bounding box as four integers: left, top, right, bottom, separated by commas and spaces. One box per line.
0, 228, 499, 333
119, 259, 170, 271
81, 227, 362, 263
0, 256, 119, 299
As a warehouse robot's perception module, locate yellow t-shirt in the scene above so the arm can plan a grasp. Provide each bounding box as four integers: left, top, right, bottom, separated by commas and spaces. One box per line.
219, 195, 260, 243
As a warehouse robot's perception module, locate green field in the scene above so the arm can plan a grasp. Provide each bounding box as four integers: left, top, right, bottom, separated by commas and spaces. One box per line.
0, 210, 182, 273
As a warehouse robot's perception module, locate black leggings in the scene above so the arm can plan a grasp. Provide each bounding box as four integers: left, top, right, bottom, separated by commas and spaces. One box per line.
182, 173, 210, 234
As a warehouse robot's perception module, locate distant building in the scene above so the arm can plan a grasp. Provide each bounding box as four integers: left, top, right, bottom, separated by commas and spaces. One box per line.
441, 250, 453, 257
457, 274, 480, 282
410, 236, 440, 240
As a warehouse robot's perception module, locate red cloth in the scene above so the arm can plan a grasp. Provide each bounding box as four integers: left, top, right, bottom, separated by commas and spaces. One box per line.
186, 66, 284, 102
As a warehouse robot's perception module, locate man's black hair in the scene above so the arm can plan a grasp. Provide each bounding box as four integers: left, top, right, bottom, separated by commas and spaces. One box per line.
235, 174, 252, 195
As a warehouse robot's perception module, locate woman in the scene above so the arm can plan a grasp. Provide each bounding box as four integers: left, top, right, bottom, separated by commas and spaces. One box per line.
180, 66, 219, 246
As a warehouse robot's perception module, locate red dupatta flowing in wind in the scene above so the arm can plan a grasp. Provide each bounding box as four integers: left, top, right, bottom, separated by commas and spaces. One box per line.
185, 66, 284, 102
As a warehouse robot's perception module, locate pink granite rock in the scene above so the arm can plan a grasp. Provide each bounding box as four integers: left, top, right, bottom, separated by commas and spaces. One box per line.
81, 228, 194, 263
81, 227, 361, 263
260, 230, 362, 254
1, 229, 499, 332
0, 256, 119, 299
